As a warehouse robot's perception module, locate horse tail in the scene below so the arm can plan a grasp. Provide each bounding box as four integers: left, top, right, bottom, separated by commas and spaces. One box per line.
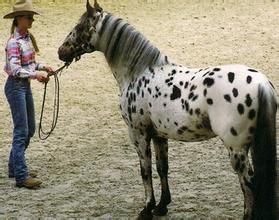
253, 83, 277, 219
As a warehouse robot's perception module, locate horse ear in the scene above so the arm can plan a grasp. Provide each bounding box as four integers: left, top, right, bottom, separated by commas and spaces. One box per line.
94, 0, 103, 13
86, 0, 95, 16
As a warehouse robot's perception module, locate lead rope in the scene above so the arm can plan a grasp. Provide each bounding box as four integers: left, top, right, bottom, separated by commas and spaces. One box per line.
38, 63, 69, 140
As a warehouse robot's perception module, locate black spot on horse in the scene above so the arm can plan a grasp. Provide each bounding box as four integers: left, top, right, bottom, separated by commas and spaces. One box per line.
189, 109, 193, 115
192, 95, 199, 102
137, 86, 140, 95
203, 78, 215, 87
245, 94, 252, 107
177, 126, 193, 135
179, 81, 184, 86
128, 107, 132, 121
140, 109, 144, 115
231, 127, 238, 136
138, 79, 142, 88
203, 89, 207, 97
213, 68, 221, 72
202, 116, 212, 130
239, 163, 245, 173
248, 109, 256, 120
149, 67, 154, 74
207, 98, 213, 105
185, 101, 189, 111
195, 108, 201, 116
170, 85, 181, 100
148, 88, 152, 95
172, 69, 176, 75
144, 79, 150, 87
224, 94, 231, 103
165, 79, 171, 84
190, 85, 197, 92
188, 92, 194, 100
232, 88, 238, 97
237, 104, 245, 115
246, 76, 252, 84
202, 71, 210, 77
132, 106, 136, 113
248, 69, 258, 73
184, 82, 189, 89
228, 72, 235, 83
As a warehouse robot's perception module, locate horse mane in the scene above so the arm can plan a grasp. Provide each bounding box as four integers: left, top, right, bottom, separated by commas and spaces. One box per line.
98, 13, 168, 78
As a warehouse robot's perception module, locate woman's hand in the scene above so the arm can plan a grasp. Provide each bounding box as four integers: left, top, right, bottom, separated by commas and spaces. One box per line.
36, 73, 49, 83
44, 66, 55, 76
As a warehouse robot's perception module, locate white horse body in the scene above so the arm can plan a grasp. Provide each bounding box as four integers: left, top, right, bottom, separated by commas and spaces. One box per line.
119, 63, 270, 147
58, 1, 278, 219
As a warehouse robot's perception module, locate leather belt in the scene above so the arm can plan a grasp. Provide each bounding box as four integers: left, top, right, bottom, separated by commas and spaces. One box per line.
11, 76, 31, 83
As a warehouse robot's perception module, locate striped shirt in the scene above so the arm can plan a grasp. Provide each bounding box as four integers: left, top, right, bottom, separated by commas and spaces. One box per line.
4, 28, 44, 78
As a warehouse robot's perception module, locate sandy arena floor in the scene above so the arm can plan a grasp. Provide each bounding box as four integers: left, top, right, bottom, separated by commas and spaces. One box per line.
0, 0, 279, 218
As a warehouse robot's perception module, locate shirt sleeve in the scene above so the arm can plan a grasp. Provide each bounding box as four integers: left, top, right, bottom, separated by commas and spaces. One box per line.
6, 39, 36, 78
35, 62, 45, 71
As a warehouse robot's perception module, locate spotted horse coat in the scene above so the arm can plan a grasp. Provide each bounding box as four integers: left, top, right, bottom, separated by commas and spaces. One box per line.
58, 1, 277, 219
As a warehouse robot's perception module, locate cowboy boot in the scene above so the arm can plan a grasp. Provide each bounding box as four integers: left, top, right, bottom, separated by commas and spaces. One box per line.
16, 177, 42, 189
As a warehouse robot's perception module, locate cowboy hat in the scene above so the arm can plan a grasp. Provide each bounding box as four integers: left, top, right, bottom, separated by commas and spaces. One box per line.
3, 0, 40, 19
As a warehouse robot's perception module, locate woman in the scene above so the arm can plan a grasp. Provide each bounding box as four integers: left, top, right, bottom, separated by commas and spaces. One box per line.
3, 0, 54, 189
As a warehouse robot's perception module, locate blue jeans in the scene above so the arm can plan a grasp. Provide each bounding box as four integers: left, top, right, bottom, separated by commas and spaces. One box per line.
5, 76, 36, 183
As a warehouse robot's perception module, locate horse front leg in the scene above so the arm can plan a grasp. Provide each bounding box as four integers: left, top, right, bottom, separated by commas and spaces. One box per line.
129, 129, 155, 220
152, 136, 171, 216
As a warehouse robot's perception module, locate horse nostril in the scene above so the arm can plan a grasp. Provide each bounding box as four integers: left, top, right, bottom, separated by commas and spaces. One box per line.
58, 46, 67, 60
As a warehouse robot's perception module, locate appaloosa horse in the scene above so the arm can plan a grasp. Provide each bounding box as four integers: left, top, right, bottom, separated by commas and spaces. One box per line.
58, 1, 277, 219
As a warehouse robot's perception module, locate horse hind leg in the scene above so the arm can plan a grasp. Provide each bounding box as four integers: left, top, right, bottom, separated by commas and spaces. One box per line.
152, 136, 171, 216
228, 146, 255, 220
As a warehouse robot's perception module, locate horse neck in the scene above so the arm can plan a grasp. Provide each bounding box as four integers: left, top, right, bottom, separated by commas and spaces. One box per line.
96, 13, 168, 89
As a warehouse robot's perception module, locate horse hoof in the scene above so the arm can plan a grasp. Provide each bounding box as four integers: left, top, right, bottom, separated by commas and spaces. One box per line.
137, 208, 153, 220
152, 205, 168, 216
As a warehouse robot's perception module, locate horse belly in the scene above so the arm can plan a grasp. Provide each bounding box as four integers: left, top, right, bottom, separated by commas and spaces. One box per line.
149, 103, 216, 142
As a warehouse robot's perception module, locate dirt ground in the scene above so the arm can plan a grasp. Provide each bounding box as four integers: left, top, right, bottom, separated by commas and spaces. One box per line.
0, 0, 279, 219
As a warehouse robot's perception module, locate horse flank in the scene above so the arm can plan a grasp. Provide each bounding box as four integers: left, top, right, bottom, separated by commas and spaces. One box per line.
98, 13, 168, 79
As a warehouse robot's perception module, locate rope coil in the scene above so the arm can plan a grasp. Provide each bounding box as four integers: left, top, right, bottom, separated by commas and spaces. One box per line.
38, 63, 69, 140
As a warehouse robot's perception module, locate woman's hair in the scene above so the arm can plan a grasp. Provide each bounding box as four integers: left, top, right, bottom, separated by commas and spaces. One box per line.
11, 17, 40, 53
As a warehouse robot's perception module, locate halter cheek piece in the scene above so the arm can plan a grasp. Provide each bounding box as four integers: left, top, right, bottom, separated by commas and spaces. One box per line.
71, 12, 103, 63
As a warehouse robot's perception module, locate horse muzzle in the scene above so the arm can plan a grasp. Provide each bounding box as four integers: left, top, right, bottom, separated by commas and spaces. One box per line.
58, 46, 74, 63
